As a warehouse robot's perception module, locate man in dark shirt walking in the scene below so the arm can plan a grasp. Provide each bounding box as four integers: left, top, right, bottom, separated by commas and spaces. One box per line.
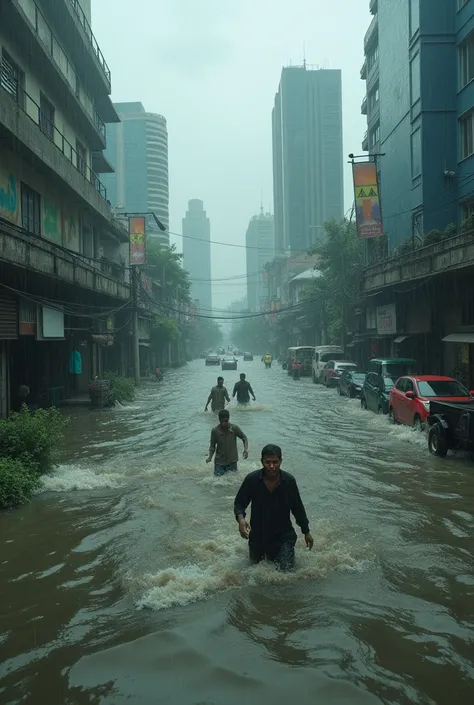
207, 409, 248, 476
232, 373, 256, 406
234, 444, 313, 571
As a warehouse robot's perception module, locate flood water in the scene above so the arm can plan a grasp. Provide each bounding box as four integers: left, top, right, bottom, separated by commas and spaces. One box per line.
1, 360, 474, 704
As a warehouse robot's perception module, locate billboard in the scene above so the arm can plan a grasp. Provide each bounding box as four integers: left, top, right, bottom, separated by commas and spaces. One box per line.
129, 217, 146, 265
376, 304, 396, 336
352, 161, 383, 238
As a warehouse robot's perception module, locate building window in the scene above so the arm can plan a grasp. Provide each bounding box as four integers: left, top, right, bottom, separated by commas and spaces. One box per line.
39, 93, 55, 140
459, 33, 474, 88
21, 183, 41, 236
410, 0, 420, 36
76, 139, 87, 176
412, 210, 424, 242
410, 52, 421, 104
367, 44, 379, 71
461, 199, 474, 220
0, 50, 25, 108
460, 111, 474, 159
369, 85, 379, 110
369, 124, 380, 148
411, 128, 422, 177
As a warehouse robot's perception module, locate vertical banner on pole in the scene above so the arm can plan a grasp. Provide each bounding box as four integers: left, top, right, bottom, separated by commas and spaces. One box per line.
352, 161, 383, 238
129, 217, 146, 265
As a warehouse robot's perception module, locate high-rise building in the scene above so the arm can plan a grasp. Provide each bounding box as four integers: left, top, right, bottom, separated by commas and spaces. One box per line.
360, 0, 474, 250
104, 102, 169, 245
245, 210, 275, 312
182, 200, 212, 313
272, 66, 344, 254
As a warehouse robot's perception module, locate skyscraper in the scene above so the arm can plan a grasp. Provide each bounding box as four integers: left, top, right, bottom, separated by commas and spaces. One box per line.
245, 210, 275, 312
272, 66, 344, 254
182, 200, 212, 313
360, 0, 474, 250
103, 102, 169, 245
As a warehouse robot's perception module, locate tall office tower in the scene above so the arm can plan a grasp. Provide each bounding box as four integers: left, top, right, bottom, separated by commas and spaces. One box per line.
245, 210, 275, 312
182, 199, 212, 312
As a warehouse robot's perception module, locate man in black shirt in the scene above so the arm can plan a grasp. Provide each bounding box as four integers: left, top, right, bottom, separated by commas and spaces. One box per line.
232, 373, 256, 406
234, 444, 313, 571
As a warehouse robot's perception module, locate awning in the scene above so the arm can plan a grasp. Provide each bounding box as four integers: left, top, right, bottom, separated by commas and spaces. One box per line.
443, 333, 474, 344
394, 336, 409, 344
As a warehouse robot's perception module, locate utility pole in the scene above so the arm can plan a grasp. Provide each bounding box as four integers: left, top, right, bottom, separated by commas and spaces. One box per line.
131, 266, 140, 385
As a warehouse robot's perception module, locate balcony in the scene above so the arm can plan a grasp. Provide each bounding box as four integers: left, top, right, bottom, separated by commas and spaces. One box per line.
14, 0, 106, 147
361, 95, 368, 115
368, 99, 380, 126
0, 217, 129, 300
362, 131, 369, 151
360, 59, 367, 80
364, 14, 378, 50
370, 0, 378, 14
0, 79, 110, 218
363, 233, 474, 293
67, 0, 111, 89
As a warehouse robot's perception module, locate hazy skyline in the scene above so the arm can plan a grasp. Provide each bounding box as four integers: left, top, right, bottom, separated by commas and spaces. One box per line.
92, 0, 371, 308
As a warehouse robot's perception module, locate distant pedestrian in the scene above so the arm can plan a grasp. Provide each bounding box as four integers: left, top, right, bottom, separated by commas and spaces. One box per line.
234, 443, 313, 571
205, 376, 230, 413
232, 373, 256, 405
206, 409, 248, 476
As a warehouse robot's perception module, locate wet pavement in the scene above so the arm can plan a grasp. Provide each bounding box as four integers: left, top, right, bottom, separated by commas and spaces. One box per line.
1, 359, 474, 704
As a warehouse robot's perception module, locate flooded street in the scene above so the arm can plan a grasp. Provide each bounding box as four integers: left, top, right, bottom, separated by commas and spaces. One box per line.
1, 360, 474, 704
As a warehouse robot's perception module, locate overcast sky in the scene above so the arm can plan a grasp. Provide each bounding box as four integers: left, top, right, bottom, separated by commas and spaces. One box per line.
92, 0, 371, 308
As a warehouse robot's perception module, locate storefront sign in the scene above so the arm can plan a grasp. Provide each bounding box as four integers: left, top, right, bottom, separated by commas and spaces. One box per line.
376, 304, 396, 335
352, 161, 383, 238
0, 170, 20, 224
129, 217, 146, 265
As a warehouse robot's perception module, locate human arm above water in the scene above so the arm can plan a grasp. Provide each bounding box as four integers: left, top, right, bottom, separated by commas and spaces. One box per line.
232, 383, 238, 399
233, 424, 248, 459
289, 478, 313, 549
204, 387, 215, 412
206, 428, 217, 463
234, 475, 253, 538
248, 384, 256, 401
224, 387, 230, 403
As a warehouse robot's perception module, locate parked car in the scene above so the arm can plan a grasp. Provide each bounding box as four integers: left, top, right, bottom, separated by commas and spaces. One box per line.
389, 376, 473, 430
243, 352, 253, 361
222, 356, 238, 371
361, 358, 418, 415
312, 345, 345, 383
427, 398, 474, 457
205, 354, 221, 366
361, 372, 395, 414
339, 370, 367, 398
321, 361, 358, 387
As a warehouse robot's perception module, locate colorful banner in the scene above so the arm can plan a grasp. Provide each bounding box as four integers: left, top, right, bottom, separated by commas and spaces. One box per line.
129, 217, 146, 265
352, 161, 383, 239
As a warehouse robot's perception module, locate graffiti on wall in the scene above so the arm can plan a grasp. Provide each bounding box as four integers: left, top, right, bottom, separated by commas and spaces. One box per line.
42, 198, 62, 244
0, 171, 20, 224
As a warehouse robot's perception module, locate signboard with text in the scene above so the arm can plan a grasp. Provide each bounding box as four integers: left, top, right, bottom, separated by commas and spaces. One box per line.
376, 304, 396, 336
352, 161, 383, 238
129, 217, 146, 265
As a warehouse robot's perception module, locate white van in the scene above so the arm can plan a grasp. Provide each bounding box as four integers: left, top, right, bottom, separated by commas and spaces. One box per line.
312, 345, 345, 383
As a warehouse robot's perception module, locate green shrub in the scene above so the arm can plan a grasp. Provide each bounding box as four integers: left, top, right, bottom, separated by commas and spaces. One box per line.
0, 407, 67, 476
0, 458, 41, 509
103, 372, 136, 404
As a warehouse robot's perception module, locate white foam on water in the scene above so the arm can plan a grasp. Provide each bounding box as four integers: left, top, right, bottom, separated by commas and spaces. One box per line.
131, 521, 374, 611
39, 464, 126, 492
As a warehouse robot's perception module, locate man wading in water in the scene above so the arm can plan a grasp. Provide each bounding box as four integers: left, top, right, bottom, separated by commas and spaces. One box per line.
232, 373, 256, 406
204, 376, 230, 413
234, 444, 313, 571
206, 409, 248, 476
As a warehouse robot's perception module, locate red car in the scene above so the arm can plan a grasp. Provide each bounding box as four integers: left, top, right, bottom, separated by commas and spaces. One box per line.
389, 375, 474, 430
321, 360, 358, 387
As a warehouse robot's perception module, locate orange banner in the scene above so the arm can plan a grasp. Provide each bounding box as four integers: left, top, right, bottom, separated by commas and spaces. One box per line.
352, 161, 383, 238
129, 217, 146, 265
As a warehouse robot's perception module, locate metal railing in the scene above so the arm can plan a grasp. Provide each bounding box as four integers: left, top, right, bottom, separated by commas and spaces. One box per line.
67, 0, 111, 87
16, 0, 106, 142
0, 73, 107, 201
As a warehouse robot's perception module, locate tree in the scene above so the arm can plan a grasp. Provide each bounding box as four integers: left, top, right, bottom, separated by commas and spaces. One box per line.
231, 315, 270, 353
145, 241, 191, 303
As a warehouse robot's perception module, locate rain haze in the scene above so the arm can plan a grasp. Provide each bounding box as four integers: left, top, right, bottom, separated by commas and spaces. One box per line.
92, 0, 370, 307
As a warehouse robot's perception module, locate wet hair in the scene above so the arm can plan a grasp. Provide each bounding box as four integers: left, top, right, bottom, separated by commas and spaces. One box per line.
240, 373, 246, 379
217, 376, 224, 383
261, 444, 282, 459
218, 409, 230, 420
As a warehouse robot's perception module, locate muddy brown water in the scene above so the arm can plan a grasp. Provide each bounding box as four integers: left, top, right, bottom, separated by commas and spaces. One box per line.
1, 360, 474, 704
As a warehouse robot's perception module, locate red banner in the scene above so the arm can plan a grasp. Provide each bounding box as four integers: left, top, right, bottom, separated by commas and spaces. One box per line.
129, 217, 146, 265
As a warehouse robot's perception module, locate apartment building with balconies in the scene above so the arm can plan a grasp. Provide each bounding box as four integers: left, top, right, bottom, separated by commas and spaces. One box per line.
0, 0, 132, 415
